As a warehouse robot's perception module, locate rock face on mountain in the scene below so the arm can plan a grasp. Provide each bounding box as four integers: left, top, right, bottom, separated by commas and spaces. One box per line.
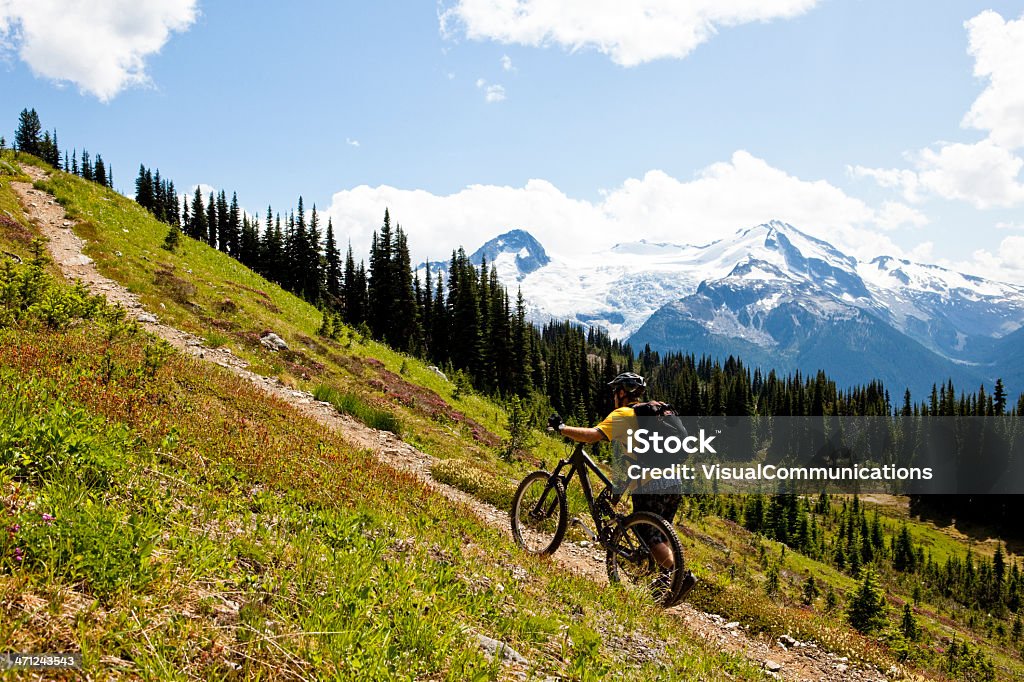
469, 229, 550, 279
443, 221, 1024, 395
421, 229, 550, 281
626, 222, 1024, 395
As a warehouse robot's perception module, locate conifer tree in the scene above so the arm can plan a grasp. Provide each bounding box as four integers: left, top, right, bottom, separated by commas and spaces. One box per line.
81, 150, 93, 181
227, 192, 241, 257
324, 218, 342, 303
189, 187, 208, 242
93, 155, 107, 188
216, 191, 229, 253
206, 191, 218, 248
14, 108, 42, 156
900, 604, 919, 641
847, 569, 886, 634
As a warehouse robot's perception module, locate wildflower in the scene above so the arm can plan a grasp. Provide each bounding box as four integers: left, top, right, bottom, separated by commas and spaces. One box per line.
41, 513, 54, 524
7, 524, 19, 536
13, 547, 24, 562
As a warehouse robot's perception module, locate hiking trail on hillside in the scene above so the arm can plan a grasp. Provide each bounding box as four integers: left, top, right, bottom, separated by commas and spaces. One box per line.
12, 165, 900, 682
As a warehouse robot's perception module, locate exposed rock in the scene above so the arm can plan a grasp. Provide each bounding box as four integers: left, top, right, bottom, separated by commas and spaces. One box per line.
260, 332, 289, 352
764, 660, 782, 673
474, 632, 527, 664
138, 313, 158, 324
778, 634, 797, 648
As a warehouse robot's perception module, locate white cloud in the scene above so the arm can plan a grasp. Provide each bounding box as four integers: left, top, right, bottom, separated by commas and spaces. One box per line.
947, 235, 1024, 283
996, 221, 1024, 231
0, 0, 197, 101
440, 0, 820, 66
475, 77, 506, 102
323, 151, 919, 266
346, 138, 361, 148
501, 54, 515, 71
854, 11, 1024, 210
485, 84, 506, 102
962, 10, 1024, 150
855, 141, 1024, 209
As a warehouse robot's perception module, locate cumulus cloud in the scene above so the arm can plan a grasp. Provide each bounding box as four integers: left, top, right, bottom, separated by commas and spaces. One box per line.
323, 151, 921, 265
962, 10, 1024, 149
475, 77, 506, 102
0, 0, 197, 101
855, 11, 1024, 209
440, 0, 820, 66
946, 235, 1024, 283
346, 138, 361, 148
501, 54, 515, 71
853, 140, 1024, 210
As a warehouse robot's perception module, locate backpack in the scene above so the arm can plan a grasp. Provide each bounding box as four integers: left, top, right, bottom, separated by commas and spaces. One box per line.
631, 401, 688, 441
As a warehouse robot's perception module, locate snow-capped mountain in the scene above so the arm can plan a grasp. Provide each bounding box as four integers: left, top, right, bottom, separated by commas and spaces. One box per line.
430, 221, 1024, 394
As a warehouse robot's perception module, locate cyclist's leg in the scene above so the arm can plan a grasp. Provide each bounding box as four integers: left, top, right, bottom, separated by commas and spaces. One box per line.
631, 493, 681, 568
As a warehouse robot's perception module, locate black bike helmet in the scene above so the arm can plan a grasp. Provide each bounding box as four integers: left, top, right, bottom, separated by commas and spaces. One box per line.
608, 372, 646, 395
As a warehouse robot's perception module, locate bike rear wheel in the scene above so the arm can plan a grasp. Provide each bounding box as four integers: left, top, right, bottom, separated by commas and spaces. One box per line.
605, 511, 685, 607
510, 471, 568, 555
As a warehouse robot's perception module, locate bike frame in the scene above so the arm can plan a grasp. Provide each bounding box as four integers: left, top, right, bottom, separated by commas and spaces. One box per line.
547, 442, 620, 537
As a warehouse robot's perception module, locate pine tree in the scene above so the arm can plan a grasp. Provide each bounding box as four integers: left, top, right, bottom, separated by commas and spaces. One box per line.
14, 108, 42, 156
324, 218, 342, 303
162, 224, 181, 252
846, 569, 887, 634
135, 165, 154, 211
900, 604, 919, 641
206, 191, 218, 248
367, 209, 394, 339
227, 192, 241, 256
993, 379, 1007, 415
802, 574, 820, 605
81, 150, 93, 182
216, 191, 229, 253
93, 155, 107, 188
189, 187, 207, 241
392, 225, 418, 351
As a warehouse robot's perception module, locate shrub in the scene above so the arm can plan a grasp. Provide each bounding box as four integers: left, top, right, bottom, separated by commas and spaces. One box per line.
499, 395, 535, 462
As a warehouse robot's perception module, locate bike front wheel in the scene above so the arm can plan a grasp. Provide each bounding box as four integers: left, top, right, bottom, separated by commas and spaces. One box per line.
605, 510, 685, 607
510, 471, 568, 555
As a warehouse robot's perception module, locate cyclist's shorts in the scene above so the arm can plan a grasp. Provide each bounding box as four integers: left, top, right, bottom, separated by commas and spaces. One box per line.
631, 493, 682, 546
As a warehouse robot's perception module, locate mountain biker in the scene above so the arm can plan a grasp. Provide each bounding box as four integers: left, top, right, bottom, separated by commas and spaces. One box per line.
548, 372, 684, 574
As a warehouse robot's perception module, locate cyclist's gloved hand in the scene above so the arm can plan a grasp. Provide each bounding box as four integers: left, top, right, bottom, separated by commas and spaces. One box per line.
547, 413, 565, 433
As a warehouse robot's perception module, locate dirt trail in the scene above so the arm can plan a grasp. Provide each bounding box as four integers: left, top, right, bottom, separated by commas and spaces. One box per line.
12, 166, 899, 682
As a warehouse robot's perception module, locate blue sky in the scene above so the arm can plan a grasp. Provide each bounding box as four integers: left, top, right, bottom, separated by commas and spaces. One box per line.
2, 1, 1023, 281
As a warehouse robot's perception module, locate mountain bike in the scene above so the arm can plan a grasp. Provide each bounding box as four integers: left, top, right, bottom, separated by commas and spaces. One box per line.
510, 441, 695, 607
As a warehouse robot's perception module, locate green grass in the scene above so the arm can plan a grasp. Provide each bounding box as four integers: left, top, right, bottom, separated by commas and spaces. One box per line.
0, 166, 769, 680
313, 383, 402, 435
9, 154, 1024, 678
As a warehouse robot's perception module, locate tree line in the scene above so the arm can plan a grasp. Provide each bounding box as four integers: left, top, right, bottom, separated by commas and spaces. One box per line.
9, 108, 112, 188
10, 107, 1024, 531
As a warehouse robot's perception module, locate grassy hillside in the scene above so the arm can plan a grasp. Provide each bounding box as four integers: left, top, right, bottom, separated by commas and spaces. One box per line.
0, 160, 764, 679
4, 153, 1023, 679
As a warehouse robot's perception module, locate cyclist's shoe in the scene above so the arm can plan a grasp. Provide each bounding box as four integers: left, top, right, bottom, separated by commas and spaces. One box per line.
667, 570, 697, 607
